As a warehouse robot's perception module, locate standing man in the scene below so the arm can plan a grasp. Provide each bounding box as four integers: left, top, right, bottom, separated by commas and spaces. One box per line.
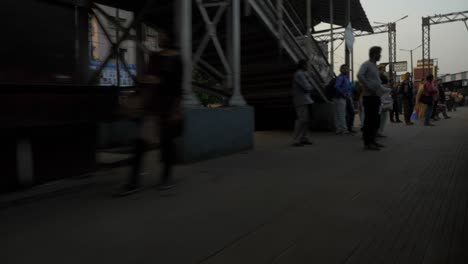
436, 78, 450, 119
357, 46, 386, 151
292, 60, 314, 147
334, 64, 351, 135
399, 72, 414, 125
390, 81, 402, 123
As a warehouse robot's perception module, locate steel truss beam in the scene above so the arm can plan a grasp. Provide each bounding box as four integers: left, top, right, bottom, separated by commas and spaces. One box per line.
193, 0, 233, 88
312, 24, 388, 42
422, 10, 468, 79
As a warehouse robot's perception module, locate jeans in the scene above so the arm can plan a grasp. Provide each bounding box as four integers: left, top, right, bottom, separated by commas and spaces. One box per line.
334, 98, 347, 132
424, 103, 434, 125
363, 96, 381, 145
401, 96, 414, 123
293, 105, 310, 143
390, 97, 401, 121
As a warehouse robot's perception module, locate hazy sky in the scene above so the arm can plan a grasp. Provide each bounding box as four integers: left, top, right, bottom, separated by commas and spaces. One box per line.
319, 0, 468, 77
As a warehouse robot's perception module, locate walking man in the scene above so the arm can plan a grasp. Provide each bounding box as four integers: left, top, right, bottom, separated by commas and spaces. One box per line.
400, 72, 414, 125
357, 46, 386, 151
292, 60, 314, 147
118, 27, 183, 195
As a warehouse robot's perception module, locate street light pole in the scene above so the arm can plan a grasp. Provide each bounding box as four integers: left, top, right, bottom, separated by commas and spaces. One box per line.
400, 44, 421, 81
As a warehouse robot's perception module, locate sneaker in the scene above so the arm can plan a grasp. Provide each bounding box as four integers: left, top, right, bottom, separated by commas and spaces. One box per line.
300, 140, 313, 145
373, 142, 385, 148
364, 145, 380, 151
376, 134, 387, 138
444, 116, 451, 119
157, 183, 175, 191
114, 185, 140, 197
292, 142, 304, 147
396, 120, 403, 123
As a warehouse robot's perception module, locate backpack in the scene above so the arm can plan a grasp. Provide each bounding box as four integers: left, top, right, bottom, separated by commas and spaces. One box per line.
325, 77, 337, 100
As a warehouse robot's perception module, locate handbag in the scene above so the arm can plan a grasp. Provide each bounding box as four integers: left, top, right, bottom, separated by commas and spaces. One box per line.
410, 111, 418, 121
420, 95, 433, 105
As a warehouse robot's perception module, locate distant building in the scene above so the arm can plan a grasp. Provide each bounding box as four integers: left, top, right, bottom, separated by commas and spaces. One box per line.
440, 71, 468, 95
413, 59, 437, 87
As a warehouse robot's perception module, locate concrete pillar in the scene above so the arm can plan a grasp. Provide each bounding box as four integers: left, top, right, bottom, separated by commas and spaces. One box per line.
177, 0, 200, 106
228, 0, 246, 106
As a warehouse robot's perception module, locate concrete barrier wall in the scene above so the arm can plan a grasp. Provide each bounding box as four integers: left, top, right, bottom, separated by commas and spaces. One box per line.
176, 106, 255, 163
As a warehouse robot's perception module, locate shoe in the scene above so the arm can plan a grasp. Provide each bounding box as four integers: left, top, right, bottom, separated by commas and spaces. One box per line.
114, 185, 140, 197
373, 142, 385, 148
292, 142, 304, 147
396, 120, 403, 123
390, 119, 395, 123
364, 145, 380, 151
157, 183, 175, 191
444, 116, 451, 119
348, 130, 357, 134
376, 134, 387, 138
300, 140, 313, 145
424, 123, 435, 126
405, 122, 414, 125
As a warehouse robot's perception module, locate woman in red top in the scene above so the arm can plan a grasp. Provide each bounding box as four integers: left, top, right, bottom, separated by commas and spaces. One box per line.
422, 74, 437, 126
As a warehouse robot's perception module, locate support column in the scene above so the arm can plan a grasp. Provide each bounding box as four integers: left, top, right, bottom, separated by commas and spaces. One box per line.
74, 4, 90, 84
388, 23, 396, 82
329, 0, 334, 73
422, 17, 431, 80
410, 50, 414, 80
177, 0, 200, 106
345, 0, 350, 69
229, 0, 246, 106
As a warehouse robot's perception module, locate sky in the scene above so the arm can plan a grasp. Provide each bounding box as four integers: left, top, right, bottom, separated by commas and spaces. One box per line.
316, 0, 468, 78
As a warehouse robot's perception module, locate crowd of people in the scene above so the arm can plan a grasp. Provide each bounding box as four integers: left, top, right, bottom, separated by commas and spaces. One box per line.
291, 46, 465, 151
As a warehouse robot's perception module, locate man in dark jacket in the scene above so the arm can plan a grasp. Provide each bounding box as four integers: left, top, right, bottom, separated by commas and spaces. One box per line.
436, 78, 450, 119
399, 72, 414, 125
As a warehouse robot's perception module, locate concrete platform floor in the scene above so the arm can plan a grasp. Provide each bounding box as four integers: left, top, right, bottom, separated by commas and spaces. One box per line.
2, 108, 468, 264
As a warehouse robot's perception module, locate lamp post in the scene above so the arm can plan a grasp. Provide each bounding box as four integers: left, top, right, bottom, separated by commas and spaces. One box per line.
400, 44, 422, 80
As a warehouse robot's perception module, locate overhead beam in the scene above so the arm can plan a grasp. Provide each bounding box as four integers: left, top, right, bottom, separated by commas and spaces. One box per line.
313, 24, 388, 42
421, 10, 468, 79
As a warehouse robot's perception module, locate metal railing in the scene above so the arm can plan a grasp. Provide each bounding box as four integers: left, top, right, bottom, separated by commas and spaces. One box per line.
249, 0, 334, 102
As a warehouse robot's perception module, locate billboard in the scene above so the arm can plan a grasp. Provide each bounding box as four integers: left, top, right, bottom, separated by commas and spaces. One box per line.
394, 61, 408, 72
